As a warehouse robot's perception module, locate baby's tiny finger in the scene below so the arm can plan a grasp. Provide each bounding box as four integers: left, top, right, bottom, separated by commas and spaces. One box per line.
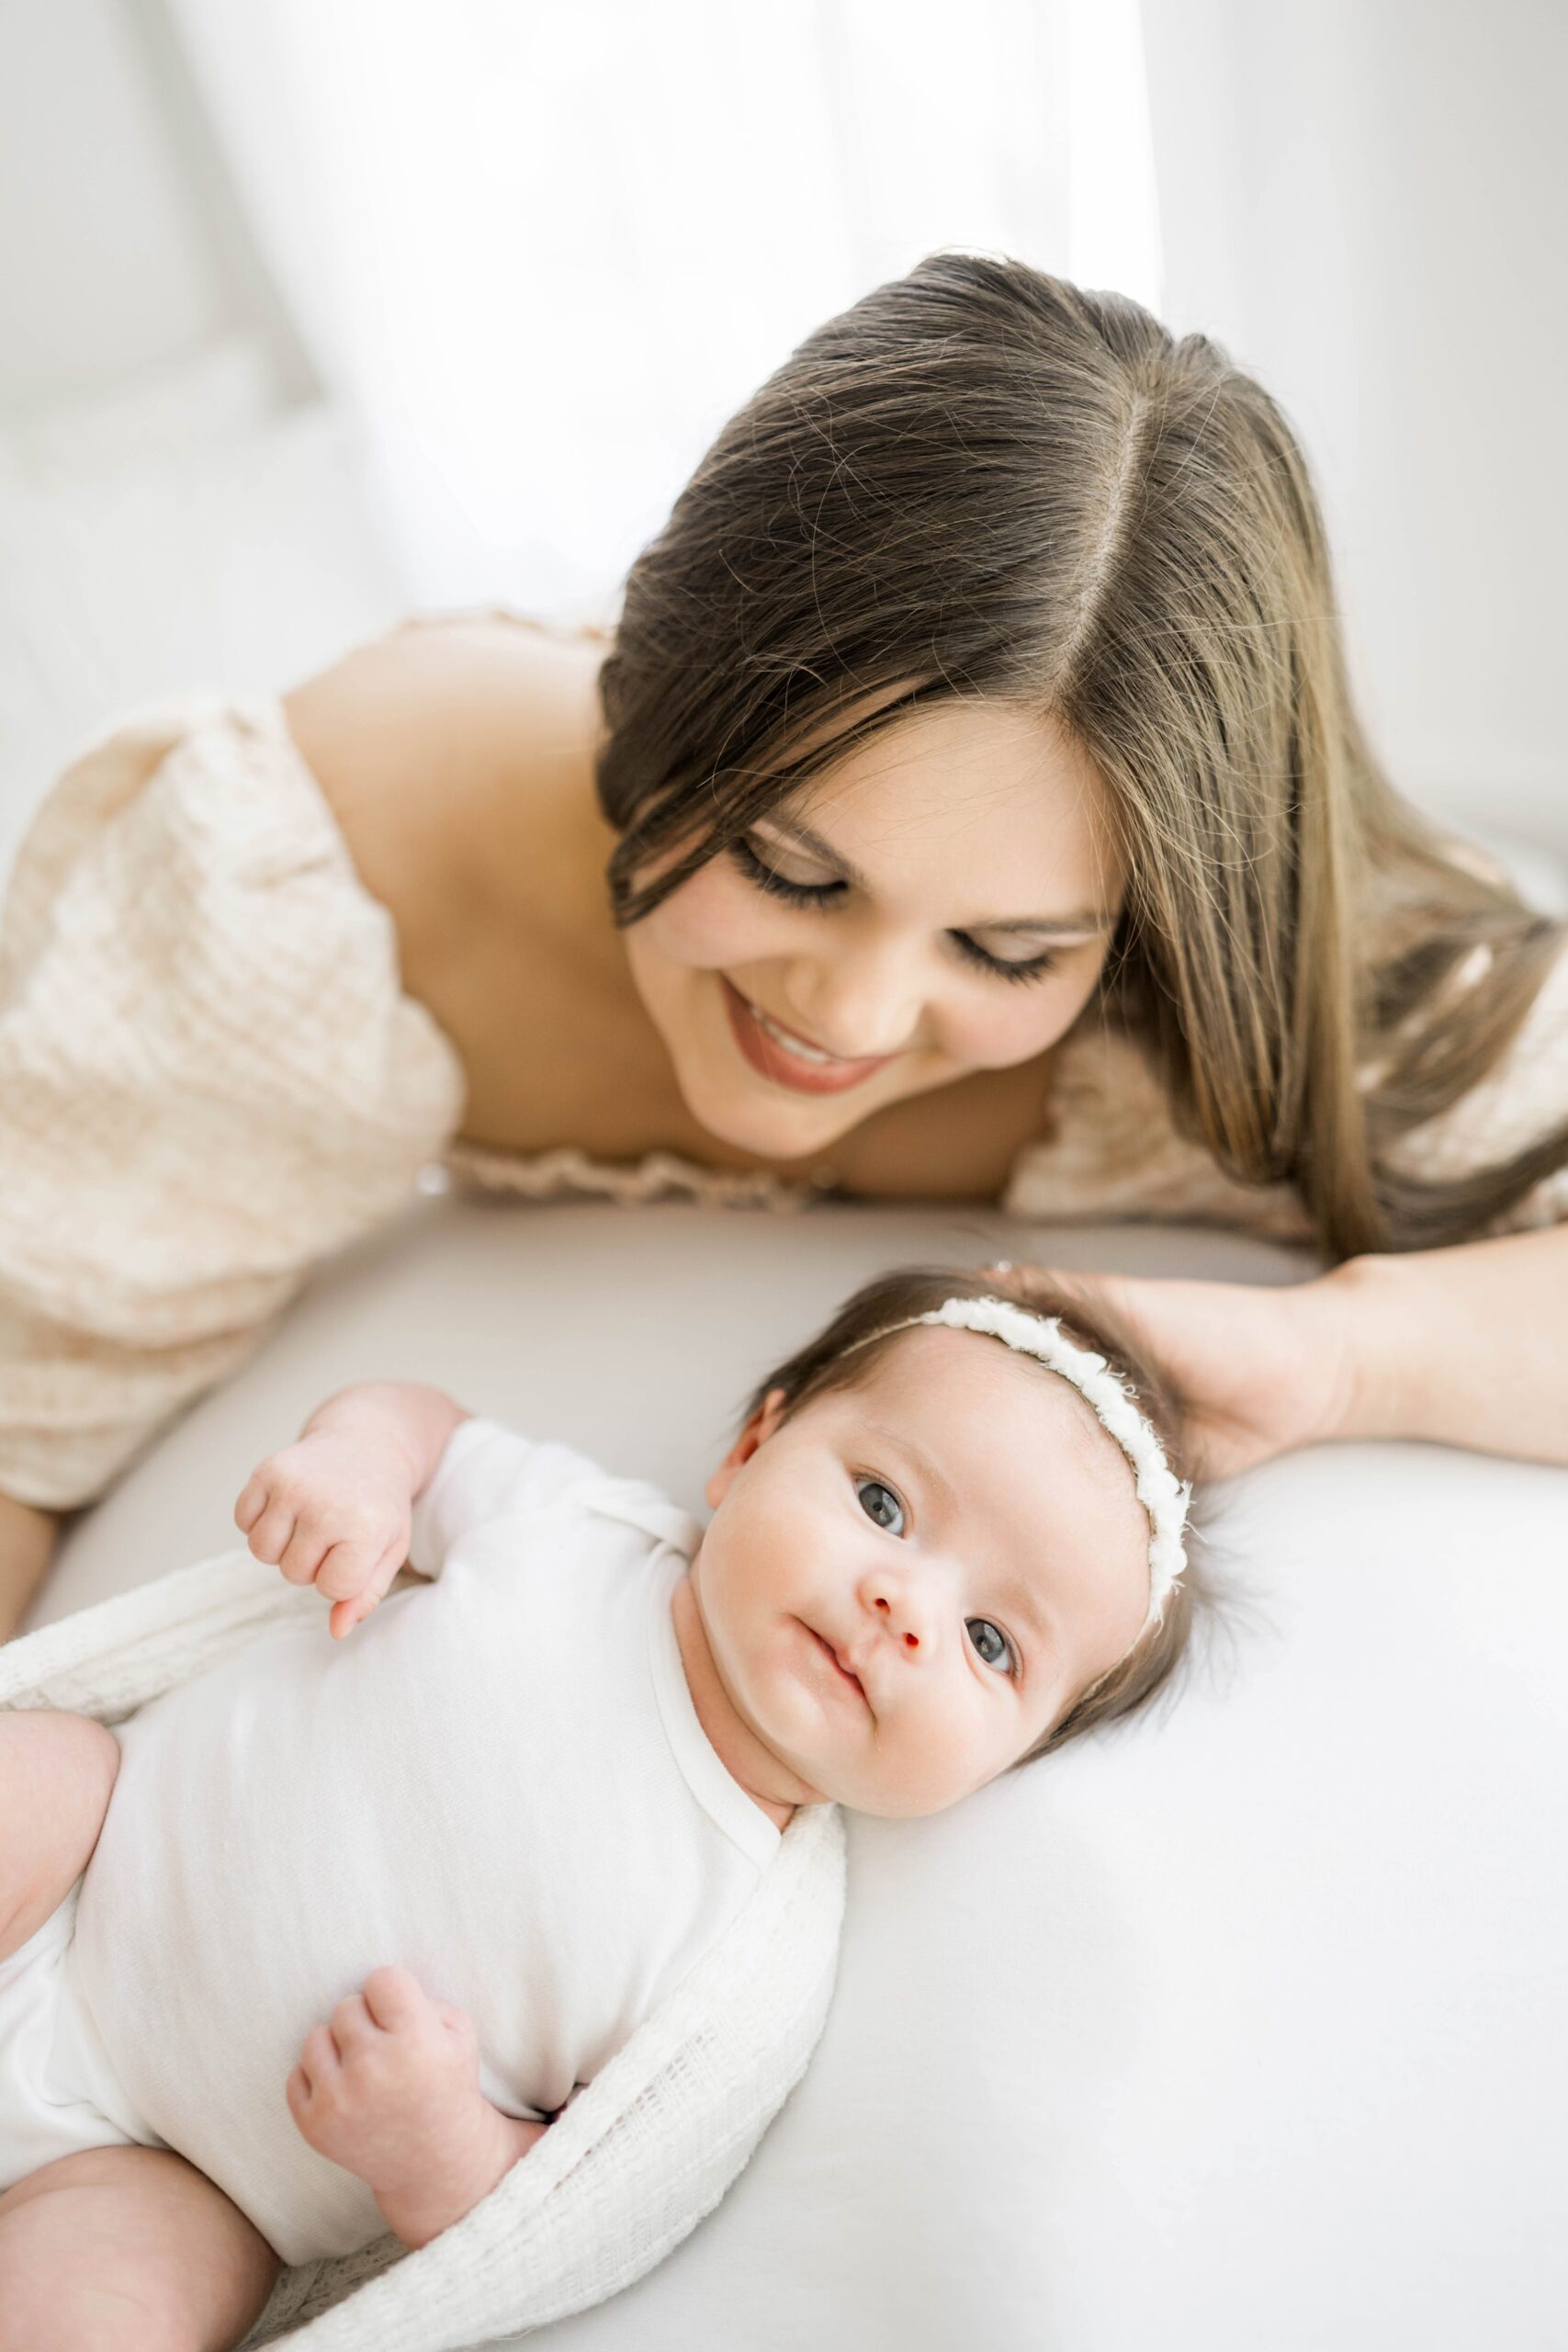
315, 1539, 371, 1603
329, 1991, 377, 2053
233, 1476, 265, 1533
302, 2024, 341, 2079
369, 1535, 408, 1597
247, 1506, 296, 1568
278, 1521, 327, 1589
285, 2064, 310, 2109
361, 1965, 424, 2029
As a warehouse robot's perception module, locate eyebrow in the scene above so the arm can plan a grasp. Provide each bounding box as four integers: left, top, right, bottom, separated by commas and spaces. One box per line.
756, 814, 1115, 939
863, 1419, 1056, 1661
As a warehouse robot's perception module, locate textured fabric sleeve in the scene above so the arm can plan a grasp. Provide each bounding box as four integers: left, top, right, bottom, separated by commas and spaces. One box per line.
1001, 1023, 1316, 1243
1005, 949, 1568, 1244
0, 694, 466, 1510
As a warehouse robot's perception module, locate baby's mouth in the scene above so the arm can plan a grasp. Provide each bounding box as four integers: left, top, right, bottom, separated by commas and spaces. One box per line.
805, 1622, 866, 1702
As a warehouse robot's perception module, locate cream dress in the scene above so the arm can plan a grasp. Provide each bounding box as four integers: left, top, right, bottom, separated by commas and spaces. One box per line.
2, 690, 1565, 1512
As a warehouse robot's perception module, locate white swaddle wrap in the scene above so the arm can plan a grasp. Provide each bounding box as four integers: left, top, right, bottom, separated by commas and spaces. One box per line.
0, 1552, 846, 2350
68, 1425, 787, 2265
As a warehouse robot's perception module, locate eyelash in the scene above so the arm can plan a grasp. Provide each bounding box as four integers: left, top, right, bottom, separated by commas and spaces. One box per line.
852, 1472, 1023, 1680
728, 838, 1060, 987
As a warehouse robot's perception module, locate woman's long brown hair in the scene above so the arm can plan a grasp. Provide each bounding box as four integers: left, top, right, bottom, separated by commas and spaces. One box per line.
595, 254, 1566, 1257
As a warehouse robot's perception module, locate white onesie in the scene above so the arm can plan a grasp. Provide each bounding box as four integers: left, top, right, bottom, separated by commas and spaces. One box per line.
47, 1420, 781, 2263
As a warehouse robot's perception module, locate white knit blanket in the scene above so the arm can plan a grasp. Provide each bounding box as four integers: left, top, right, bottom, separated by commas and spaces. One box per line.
0, 1554, 847, 2349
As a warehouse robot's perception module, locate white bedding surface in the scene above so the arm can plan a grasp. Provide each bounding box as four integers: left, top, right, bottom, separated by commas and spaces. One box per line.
34, 1198, 1568, 2352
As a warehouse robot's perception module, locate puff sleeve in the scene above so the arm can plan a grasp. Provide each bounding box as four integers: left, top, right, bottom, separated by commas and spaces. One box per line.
0, 695, 466, 1510
1004, 946, 1568, 1244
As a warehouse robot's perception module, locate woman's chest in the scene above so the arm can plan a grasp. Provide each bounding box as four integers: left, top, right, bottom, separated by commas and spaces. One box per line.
431, 920, 1056, 1200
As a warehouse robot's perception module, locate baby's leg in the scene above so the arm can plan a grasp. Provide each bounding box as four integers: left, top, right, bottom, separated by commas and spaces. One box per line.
0, 1711, 120, 1962
0, 2143, 279, 2352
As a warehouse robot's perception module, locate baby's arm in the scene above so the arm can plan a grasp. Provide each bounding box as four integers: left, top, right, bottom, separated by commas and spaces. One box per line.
235, 1383, 470, 1637
287, 1965, 549, 2248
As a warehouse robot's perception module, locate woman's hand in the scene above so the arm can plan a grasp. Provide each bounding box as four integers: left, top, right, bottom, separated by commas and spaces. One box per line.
286, 1965, 548, 2248
984, 1260, 1357, 1479
234, 1428, 412, 1637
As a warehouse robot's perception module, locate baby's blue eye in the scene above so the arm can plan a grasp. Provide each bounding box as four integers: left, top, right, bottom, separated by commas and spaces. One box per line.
856, 1477, 905, 1534
966, 1618, 1015, 1675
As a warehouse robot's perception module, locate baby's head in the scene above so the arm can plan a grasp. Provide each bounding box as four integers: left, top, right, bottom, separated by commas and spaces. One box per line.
690, 1266, 1205, 1819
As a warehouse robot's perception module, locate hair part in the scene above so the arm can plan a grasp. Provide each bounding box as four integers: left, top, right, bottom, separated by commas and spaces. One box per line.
739, 1264, 1211, 1766
597, 254, 1566, 1257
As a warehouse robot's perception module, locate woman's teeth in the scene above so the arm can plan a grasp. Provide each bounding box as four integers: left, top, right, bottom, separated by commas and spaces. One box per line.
746, 999, 840, 1065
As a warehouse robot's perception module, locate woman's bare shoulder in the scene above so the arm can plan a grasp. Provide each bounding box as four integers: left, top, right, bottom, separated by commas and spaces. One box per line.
283, 614, 599, 820
281, 613, 607, 952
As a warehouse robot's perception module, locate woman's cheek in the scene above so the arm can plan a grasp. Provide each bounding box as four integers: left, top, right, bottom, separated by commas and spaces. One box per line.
642, 865, 782, 971
936, 978, 1090, 1069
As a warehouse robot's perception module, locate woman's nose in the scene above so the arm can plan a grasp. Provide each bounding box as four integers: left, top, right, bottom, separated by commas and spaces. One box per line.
784, 933, 929, 1059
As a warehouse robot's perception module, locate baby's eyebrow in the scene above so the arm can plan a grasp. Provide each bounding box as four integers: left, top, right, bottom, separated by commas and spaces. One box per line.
863, 1418, 1055, 1660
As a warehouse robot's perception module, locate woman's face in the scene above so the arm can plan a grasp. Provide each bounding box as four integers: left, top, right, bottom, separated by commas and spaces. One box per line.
622, 700, 1127, 1161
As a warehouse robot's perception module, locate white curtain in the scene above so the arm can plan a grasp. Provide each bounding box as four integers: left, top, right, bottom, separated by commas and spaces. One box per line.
166, 0, 1161, 621
1137, 0, 1568, 863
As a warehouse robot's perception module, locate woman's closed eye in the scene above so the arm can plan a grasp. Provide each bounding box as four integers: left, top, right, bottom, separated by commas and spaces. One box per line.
729, 836, 1061, 986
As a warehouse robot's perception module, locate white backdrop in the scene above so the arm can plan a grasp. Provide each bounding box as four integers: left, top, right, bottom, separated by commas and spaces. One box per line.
164, 0, 1161, 617
0, 0, 1563, 863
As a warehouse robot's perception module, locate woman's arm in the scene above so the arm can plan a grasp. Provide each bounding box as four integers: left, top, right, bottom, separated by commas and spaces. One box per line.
999, 1222, 1568, 1476
0, 1494, 60, 1644
1325, 1223, 1568, 1461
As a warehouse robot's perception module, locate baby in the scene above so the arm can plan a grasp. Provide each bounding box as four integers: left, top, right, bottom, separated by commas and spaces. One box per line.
0, 1266, 1201, 2350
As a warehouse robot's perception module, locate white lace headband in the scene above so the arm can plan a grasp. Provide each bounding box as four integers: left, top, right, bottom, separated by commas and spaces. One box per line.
847, 1293, 1190, 1634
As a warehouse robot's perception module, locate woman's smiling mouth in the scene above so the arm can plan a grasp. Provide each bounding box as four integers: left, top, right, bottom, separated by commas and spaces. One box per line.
721, 978, 896, 1096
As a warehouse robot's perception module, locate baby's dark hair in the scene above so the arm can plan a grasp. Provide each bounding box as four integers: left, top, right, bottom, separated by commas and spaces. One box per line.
740, 1264, 1209, 1766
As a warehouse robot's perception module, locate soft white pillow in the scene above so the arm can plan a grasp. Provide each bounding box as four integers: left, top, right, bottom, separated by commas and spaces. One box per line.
39, 1198, 1568, 2352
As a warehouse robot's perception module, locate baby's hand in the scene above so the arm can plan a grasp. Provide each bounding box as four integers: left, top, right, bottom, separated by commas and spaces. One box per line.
235, 1429, 412, 1637
286, 1967, 547, 2246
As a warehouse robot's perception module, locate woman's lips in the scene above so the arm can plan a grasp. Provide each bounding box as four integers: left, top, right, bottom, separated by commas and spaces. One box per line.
720, 977, 894, 1096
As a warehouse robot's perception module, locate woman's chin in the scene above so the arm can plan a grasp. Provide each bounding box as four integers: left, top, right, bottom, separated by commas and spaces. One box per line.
675, 1057, 874, 1162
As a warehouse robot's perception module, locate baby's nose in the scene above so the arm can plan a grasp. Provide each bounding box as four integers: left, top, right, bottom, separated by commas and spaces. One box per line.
872, 1592, 925, 1652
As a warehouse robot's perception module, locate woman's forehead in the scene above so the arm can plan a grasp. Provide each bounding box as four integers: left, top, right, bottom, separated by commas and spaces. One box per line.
785, 701, 1124, 915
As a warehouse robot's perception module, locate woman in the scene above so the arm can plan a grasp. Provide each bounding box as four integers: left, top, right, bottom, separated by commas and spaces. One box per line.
3, 254, 1564, 1638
